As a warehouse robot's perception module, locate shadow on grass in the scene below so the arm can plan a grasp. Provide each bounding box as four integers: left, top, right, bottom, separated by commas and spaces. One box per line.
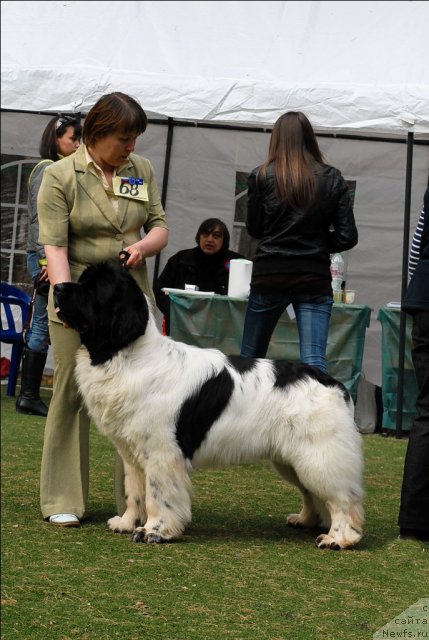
189, 511, 385, 551
81, 503, 386, 552
20, 492, 403, 554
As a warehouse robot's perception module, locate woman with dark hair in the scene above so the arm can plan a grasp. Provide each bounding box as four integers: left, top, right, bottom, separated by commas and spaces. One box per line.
38, 115, 82, 161
16, 114, 81, 417
37, 92, 168, 527
240, 111, 358, 372
154, 218, 244, 334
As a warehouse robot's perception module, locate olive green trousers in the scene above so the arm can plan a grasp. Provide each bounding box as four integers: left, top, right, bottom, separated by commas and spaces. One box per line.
40, 320, 126, 520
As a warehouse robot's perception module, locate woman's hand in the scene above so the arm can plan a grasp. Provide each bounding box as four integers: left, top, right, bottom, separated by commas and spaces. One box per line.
123, 228, 168, 269
39, 265, 49, 282
44, 245, 72, 327
122, 243, 145, 268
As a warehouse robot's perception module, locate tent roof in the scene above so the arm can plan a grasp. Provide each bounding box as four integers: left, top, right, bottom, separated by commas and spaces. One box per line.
1, 0, 429, 134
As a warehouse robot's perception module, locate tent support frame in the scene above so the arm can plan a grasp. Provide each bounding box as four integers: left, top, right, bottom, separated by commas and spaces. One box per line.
2, 109, 428, 431
154, 117, 174, 283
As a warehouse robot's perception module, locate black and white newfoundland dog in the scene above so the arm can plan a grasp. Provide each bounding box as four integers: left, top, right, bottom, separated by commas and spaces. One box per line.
54, 260, 364, 550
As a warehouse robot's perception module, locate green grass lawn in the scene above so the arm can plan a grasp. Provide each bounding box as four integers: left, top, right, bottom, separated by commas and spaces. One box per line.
1, 385, 427, 640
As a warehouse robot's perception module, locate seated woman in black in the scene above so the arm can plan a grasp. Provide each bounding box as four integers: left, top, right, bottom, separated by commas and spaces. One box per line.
154, 218, 245, 334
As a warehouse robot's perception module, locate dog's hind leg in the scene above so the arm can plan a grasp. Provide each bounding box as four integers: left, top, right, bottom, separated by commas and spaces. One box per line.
288, 442, 364, 549
132, 453, 193, 544
279, 458, 364, 549
272, 461, 322, 528
315, 495, 364, 550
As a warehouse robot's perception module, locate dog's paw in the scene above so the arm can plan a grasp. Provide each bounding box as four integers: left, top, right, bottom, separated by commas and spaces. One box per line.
107, 515, 135, 534
286, 513, 306, 528
131, 527, 169, 544
315, 534, 342, 551
287, 512, 319, 529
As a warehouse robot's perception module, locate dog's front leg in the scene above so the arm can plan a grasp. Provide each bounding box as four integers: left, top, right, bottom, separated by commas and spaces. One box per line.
132, 454, 192, 544
108, 458, 147, 534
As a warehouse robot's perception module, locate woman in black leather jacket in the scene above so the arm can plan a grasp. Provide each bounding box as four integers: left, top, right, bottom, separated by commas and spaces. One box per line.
240, 111, 358, 372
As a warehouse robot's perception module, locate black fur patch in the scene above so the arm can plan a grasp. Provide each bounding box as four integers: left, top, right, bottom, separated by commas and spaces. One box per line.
227, 355, 258, 375
273, 361, 350, 401
54, 261, 149, 365
175, 368, 234, 459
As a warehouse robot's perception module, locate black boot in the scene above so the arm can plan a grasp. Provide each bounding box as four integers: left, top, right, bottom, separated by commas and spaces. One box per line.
16, 348, 49, 417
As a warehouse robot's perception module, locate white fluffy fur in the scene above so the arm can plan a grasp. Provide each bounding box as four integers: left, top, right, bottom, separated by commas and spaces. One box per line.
74, 308, 364, 549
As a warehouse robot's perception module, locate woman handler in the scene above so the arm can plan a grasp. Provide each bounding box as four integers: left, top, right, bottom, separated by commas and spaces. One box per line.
38, 92, 168, 527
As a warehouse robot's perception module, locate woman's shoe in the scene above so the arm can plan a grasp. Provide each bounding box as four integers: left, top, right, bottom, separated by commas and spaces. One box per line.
48, 513, 80, 527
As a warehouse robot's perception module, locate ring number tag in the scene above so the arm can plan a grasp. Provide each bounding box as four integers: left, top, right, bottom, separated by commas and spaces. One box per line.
113, 177, 148, 201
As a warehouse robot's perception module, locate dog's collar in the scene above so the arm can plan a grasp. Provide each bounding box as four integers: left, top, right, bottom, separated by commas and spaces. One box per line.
119, 250, 131, 268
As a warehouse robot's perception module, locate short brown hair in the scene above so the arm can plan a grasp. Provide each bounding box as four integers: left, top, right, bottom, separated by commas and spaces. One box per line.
83, 92, 148, 146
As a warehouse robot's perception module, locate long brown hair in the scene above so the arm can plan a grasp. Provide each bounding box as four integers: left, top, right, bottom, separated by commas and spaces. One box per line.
259, 111, 325, 208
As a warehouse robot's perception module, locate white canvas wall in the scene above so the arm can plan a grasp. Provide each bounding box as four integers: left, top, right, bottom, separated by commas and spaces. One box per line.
1, 0, 429, 387
2, 1, 429, 134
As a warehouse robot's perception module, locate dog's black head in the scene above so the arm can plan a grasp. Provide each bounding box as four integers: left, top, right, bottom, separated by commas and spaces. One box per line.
53, 260, 149, 365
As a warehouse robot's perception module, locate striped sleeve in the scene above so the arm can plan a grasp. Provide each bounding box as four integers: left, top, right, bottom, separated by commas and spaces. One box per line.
408, 206, 425, 279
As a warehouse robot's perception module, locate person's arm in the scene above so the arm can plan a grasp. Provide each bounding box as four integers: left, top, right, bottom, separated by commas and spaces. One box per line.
246, 169, 265, 239
44, 245, 70, 285
421, 188, 429, 258
328, 172, 358, 253
124, 157, 168, 268
408, 205, 426, 279
28, 162, 52, 263
124, 227, 168, 268
38, 163, 72, 281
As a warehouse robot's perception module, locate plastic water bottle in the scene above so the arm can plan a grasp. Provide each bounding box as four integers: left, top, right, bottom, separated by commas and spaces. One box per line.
330, 253, 344, 303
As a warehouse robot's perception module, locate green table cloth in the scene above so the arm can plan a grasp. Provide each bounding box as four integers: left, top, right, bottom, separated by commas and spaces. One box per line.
377, 308, 418, 432
169, 293, 370, 403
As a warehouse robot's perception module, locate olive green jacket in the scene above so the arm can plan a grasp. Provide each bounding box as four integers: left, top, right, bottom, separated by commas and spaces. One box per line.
38, 144, 168, 321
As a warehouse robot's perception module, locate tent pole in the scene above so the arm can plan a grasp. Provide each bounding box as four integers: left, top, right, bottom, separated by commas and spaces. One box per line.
395, 132, 414, 439
153, 117, 175, 285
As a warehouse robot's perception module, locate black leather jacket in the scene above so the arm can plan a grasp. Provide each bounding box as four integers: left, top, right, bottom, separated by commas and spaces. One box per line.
247, 162, 358, 277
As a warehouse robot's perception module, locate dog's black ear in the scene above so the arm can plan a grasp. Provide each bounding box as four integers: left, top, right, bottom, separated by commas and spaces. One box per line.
108, 267, 150, 346
76, 261, 151, 363
53, 281, 89, 331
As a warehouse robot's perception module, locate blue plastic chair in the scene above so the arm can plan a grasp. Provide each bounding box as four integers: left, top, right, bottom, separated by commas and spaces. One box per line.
1, 282, 31, 397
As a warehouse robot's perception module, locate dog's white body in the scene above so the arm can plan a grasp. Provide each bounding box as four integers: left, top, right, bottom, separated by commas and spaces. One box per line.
74, 299, 364, 549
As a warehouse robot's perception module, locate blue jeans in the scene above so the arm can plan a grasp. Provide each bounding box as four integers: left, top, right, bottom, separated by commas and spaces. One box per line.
25, 252, 49, 353
240, 291, 333, 372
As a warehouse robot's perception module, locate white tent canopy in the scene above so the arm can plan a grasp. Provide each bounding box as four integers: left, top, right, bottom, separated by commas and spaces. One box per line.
1, 0, 429, 134
1, 0, 429, 396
